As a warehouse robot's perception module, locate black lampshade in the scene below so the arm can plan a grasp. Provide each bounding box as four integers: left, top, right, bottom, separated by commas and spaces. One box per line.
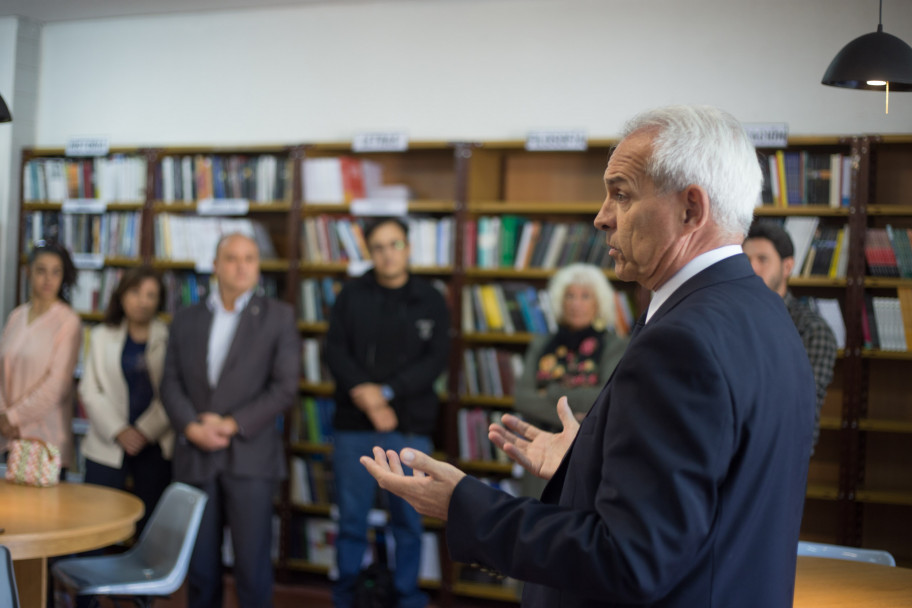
822, 22, 912, 92
0, 93, 10, 123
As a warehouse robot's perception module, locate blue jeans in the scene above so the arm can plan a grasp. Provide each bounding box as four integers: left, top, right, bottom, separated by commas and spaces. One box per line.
332, 430, 432, 608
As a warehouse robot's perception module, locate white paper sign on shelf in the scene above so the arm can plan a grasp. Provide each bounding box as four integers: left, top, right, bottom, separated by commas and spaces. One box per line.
72, 253, 105, 270
525, 130, 588, 151
65, 136, 110, 157
350, 198, 409, 216
197, 198, 250, 216
743, 123, 789, 148
347, 260, 374, 277
194, 259, 215, 274
62, 199, 108, 214
353, 132, 409, 152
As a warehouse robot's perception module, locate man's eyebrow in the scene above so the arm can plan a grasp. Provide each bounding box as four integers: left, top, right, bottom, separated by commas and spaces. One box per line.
605, 176, 629, 187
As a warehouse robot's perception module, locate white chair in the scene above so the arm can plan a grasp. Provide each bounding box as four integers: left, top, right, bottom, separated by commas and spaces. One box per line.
797, 540, 896, 567
1, 545, 20, 608
51, 482, 208, 608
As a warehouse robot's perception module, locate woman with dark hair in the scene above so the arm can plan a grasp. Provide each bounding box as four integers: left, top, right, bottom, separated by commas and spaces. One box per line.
78, 266, 172, 533
0, 240, 82, 474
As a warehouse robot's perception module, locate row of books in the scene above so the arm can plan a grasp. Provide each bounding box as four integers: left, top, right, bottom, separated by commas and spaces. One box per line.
865, 226, 912, 278
457, 408, 512, 463
289, 456, 335, 506
301, 215, 455, 267
299, 277, 342, 323
154, 154, 292, 203
289, 396, 336, 445
159, 272, 278, 315
23, 211, 143, 259
759, 151, 851, 208
23, 156, 148, 202
461, 348, 524, 398
466, 217, 614, 270
462, 283, 558, 335
302, 339, 332, 384
154, 215, 278, 263
71, 268, 124, 313
782, 217, 850, 278
862, 290, 912, 352
302, 156, 412, 204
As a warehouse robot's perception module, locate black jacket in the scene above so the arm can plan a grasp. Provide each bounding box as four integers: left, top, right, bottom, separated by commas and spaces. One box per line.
325, 270, 450, 435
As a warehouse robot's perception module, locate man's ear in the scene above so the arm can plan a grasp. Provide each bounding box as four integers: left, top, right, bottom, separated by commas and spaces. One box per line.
681, 184, 711, 233
783, 256, 795, 277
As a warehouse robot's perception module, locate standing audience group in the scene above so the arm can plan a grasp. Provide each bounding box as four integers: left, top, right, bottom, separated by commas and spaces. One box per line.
2, 107, 835, 608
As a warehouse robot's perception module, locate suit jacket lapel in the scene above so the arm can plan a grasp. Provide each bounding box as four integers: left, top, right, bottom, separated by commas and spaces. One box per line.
215, 295, 262, 390
192, 304, 214, 392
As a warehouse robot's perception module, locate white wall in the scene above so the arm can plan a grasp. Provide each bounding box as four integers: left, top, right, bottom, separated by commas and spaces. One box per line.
32, 0, 912, 146
0, 17, 41, 317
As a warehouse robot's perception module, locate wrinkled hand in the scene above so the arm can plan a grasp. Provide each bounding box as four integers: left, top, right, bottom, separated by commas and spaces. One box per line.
116, 426, 148, 456
0, 411, 19, 439
360, 447, 465, 521
350, 383, 387, 412
366, 406, 398, 432
488, 396, 579, 480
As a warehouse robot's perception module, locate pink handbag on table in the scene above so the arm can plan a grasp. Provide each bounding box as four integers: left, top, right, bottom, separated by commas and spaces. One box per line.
5, 437, 61, 487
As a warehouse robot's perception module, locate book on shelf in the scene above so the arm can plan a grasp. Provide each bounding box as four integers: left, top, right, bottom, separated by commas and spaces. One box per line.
885, 225, 912, 279
154, 215, 278, 263
302, 157, 388, 204
864, 227, 900, 277
783, 217, 820, 278
156, 154, 291, 204
470, 217, 613, 271
807, 297, 846, 350
760, 150, 849, 208
299, 277, 342, 322
462, 283, 557, 335
289, 396, 336, 444
460, 348, 524, 398
457, 408, 512, 463
861, 293, 912, 352
301, 338, 329, 384
23, 155, 147, 202
71, 268, 125, 314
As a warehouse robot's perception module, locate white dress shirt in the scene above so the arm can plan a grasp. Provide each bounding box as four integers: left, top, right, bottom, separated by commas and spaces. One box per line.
207, 288, 254, 387
645, 245, 743, 324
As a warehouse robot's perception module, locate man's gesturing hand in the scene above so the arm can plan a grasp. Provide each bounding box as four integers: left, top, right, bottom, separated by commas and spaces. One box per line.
488, 396, 580, 480
360, 447, 466, 521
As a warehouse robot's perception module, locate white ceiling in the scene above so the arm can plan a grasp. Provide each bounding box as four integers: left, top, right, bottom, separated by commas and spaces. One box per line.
0, 0, 389, 23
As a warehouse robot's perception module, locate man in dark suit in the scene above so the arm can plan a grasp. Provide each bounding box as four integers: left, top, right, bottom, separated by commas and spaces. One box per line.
361, 105, 816, 607
161, 233, 299, 608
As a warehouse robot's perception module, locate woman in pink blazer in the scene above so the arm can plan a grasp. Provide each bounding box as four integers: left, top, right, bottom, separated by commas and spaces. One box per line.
0, 240, 81, 475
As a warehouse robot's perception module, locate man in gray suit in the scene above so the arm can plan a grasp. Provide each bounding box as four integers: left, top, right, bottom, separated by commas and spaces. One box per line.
161, 233, 299, 608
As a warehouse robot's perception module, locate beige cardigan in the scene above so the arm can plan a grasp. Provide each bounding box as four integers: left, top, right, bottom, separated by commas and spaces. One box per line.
78, 319, 174, 468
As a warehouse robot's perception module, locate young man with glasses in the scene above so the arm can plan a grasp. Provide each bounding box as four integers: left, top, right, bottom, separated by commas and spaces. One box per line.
325, 217, 450, 608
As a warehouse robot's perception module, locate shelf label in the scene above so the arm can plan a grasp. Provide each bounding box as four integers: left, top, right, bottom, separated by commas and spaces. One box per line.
197, 198, 250, 216
525, 130, 588, 151
72, 253, 105, 270
65, 136, 110, 157
347, 260, 374, 277
350, 198, 408, 216
353, 132, 409, 152
62, 199, 108, 214
743, 123, 789, 148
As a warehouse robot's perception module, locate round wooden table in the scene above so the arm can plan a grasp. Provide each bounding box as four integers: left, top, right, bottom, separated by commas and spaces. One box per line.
0, 480, 144, 608
795, 555, 912, 606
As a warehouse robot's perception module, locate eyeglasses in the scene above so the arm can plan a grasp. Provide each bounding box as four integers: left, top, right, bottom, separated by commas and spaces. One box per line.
369, 239, 407, 255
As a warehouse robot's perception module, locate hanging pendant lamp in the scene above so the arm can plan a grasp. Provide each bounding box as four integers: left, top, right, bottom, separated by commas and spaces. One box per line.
0, 93, 11, 123
822, 0, 912, 112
